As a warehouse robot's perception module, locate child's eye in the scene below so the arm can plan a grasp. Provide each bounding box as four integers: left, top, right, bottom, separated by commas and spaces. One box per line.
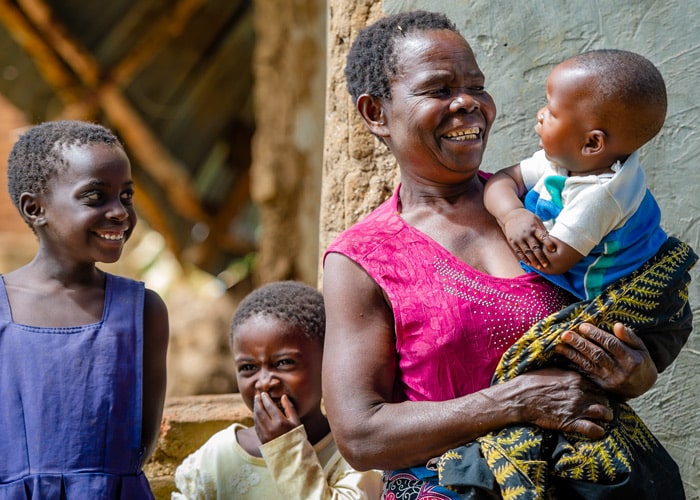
276, 359, 296, 369
238, 364, 258, 374
83, 191, 103, 203
121, 190, 134, 205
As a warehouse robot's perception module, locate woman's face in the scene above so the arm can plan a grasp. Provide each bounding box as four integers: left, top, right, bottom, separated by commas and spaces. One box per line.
381, 29, 496, 183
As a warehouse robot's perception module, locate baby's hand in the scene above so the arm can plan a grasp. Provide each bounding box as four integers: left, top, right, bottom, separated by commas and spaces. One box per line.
253, 392, 301, 444
501, 208, 554, 269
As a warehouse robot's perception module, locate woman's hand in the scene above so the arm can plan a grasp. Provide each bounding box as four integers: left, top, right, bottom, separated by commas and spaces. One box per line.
512, 368, 613, 439
253, 392, 301, 444
554, 322, 658, 399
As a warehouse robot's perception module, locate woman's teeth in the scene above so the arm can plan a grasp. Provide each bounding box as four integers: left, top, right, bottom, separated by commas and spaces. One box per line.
445, 127, 479, 140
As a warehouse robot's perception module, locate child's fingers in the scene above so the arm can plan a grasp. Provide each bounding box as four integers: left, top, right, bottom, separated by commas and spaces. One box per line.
527, 240, 550, 269
253, 393, 270, 419
280, 395, 301, 426
539, 232, 556, 253
531, 221, 555, 253
512, 244, 533, 267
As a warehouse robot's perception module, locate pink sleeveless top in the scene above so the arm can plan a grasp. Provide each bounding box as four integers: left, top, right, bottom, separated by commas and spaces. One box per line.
325, 182, 572, 402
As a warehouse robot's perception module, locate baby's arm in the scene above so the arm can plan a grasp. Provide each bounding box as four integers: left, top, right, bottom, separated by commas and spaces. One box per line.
142, 288, 169, 462
484, 164, 556, 269
534, 235, 585, 274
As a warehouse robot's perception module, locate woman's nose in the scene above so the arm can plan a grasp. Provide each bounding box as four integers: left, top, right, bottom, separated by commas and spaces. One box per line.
450, 92, 480, 113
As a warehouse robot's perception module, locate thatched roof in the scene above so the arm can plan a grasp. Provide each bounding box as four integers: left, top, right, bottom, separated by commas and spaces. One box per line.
0, 0, 256, 274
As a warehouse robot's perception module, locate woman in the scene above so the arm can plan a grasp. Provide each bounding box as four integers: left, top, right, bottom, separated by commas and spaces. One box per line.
321, 10, 687, 499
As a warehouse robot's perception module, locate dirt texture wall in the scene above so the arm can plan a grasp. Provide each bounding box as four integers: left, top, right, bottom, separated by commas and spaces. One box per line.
252, 0, 326, 286
318, 0, 398, 267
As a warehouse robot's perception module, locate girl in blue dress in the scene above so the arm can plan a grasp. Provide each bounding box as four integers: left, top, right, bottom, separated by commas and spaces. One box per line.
0, 120, 169, 499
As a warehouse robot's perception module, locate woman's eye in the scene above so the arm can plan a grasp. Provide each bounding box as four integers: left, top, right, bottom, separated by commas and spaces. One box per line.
429, 86, 451, 96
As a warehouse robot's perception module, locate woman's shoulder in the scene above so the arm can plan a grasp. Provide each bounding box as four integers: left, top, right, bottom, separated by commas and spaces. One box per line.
326, 189, 402, 256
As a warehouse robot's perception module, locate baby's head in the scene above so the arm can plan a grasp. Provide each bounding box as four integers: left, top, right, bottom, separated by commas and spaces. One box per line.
229, 281, 326, 419
538, 49, 666, 172
8, 120, 123, 213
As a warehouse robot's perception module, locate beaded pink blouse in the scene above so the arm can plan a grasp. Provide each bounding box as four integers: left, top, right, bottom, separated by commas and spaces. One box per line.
325, 181, 572, 402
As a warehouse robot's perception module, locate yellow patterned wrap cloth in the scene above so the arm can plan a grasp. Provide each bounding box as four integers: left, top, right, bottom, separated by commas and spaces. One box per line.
436, 237, 697, 500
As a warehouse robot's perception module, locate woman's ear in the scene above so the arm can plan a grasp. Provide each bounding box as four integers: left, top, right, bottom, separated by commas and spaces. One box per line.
582, 130, 606, 156
19, 192, 46, 228
356, 94, 390, 137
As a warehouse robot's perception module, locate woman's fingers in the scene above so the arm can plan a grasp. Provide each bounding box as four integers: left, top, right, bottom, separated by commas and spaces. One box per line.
516, 369, 612, 439
555, 323, 657, 398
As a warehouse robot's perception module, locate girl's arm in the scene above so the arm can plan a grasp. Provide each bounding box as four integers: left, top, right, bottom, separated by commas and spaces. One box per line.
141, 288, 169, 461
260, 425, 384, 499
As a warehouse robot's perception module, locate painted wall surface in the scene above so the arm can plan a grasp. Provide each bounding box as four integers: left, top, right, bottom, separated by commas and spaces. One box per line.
383, 0, 699, 494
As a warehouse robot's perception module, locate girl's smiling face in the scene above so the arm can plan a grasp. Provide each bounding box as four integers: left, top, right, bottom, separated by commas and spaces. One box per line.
35, 143, 136, 265
232, 314, 324, 423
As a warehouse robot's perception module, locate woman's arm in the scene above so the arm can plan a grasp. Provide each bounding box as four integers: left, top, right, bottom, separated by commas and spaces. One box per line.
142, 288, 170, 461
322, 253, 612, 471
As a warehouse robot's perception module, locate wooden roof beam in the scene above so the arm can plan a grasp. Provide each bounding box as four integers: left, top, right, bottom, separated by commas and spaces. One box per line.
111, 0, 207, 86
10, 0, 210, 225
0, 0, 81, 103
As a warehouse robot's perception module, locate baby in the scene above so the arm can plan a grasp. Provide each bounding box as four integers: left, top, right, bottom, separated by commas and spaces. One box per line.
484, 49, 668, 300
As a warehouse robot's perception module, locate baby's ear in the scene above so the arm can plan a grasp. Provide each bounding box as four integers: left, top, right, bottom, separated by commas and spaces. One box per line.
19, 192, 46, 227
582, 130, 605, 156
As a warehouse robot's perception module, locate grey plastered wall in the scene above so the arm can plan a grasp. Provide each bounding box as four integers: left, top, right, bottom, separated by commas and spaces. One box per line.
321, 0, 699, 495
386, 1, 700, 492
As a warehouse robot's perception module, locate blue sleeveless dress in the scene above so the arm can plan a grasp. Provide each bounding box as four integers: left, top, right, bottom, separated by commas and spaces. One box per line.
0, 273, 154, 499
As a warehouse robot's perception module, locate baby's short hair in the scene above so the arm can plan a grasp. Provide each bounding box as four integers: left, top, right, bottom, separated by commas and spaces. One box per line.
569, 49, 667, 143
230, 281, 325, 345
345, 10, 459, 104
7, 120, 122, 210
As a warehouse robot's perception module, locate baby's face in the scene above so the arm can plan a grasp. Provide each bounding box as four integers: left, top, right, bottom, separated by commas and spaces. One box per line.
535, 62, 605, 175
232, 314, 324, 421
